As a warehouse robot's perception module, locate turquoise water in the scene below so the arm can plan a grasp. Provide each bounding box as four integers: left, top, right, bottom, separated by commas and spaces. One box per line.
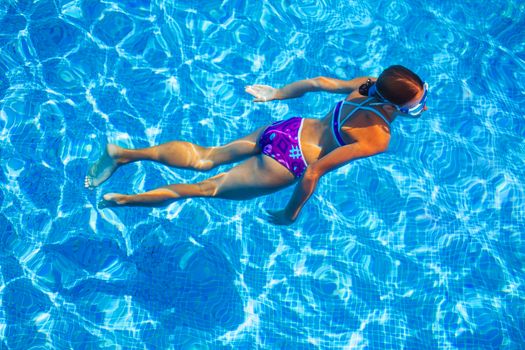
1, 0, 524, 349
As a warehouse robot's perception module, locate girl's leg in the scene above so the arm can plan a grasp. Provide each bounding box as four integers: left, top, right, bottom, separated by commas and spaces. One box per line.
85, 127, 266, 189
101, 155, 296, 207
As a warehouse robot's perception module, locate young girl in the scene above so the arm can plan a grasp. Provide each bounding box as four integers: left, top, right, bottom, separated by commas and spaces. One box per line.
85, 65, 428, 225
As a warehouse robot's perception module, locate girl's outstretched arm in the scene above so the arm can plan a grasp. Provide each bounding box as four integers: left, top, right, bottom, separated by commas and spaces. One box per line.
246, 76, 375, 102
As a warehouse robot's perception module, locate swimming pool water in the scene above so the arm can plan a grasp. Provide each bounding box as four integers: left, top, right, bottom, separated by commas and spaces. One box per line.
1, 0, 524, 349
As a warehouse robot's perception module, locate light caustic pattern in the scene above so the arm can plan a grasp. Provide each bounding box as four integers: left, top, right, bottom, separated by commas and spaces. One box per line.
0, 0, 524, 349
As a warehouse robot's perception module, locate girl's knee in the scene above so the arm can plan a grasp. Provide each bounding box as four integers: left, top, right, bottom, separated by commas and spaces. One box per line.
197, 173, 226, 197
194, 159, 214, 171
193, 146, 215, 171
197, 179, 218, 197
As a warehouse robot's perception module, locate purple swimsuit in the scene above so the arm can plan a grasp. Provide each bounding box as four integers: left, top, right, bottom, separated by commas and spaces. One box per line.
259, 100, 391, 178
259, 117, 308, 178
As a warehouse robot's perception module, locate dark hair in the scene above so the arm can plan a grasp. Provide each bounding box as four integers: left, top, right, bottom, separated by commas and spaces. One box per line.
358, 79, 374, 96
376, 65, 424, 105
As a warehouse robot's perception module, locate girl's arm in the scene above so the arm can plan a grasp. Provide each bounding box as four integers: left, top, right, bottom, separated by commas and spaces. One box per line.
246, 76, 376, 102
267, 133, 388, 225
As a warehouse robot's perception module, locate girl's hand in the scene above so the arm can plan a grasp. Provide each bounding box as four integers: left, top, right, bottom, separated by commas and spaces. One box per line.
265, 209, 295, 226
245, 85, 279, 102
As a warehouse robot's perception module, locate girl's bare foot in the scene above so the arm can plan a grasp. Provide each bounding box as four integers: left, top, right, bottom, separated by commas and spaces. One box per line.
98, 193, 129, 208
85, 144, 125, 189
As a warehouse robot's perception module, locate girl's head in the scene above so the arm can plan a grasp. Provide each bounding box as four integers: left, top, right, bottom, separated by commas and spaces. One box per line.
376, 65, 424, 105
372, 65, 428, 116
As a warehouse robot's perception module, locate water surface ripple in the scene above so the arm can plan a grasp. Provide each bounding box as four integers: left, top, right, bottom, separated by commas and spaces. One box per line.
0, 0, 524, 349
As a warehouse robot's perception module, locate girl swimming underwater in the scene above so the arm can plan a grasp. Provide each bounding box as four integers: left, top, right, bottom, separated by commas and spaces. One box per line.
85, 65, 428, 225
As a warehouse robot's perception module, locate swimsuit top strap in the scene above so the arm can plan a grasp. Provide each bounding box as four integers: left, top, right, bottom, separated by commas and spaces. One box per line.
352, 105, 391, 126
332, 98, 391, 147
332, 101, 347, 147
340, 98, 391, 126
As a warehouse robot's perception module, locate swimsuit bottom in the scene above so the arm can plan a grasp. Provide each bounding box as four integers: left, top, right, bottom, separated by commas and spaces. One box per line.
259, 117, 308, 178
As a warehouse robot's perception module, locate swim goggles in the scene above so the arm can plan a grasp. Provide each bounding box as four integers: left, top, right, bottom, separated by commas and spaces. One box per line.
369, 82, 428, 117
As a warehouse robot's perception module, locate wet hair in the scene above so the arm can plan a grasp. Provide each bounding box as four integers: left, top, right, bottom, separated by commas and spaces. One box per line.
376, 65, 424, 105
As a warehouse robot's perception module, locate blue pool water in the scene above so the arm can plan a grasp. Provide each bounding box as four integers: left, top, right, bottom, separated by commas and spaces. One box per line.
1, 0, 524, 349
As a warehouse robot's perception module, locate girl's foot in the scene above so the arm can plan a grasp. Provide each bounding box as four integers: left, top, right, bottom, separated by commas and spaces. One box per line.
98, 193, 129, 208
85, 144, 125, 189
